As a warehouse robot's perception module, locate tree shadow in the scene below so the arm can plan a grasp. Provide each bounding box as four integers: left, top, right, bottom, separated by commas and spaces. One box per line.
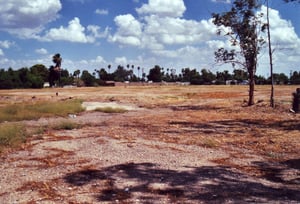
170, 105, 222, 111
63, 162, 300, 203
283, 158, 300, 170
167, 118, 300, 137
251, 159, 300, 185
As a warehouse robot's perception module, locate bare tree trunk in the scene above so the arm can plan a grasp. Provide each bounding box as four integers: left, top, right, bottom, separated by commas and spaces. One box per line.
248, 69, 255, 106
267, 0, 275, 108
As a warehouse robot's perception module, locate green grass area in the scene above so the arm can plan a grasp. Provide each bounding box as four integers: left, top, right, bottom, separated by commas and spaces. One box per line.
0, 99, 84, 123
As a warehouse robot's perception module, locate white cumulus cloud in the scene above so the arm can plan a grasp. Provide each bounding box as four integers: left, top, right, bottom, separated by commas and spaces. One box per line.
43, 17, 92, 43
95, 9, 109, 15
35, 48, 48, 55
109, 14, 142, 46
0, 0, 61, 36
211, 0, 231, 4
261, 6, 300, 47
111, 0, 218, 53
42, 17, 109, 43
0, 40, 15, 49
136, 0, 186, 18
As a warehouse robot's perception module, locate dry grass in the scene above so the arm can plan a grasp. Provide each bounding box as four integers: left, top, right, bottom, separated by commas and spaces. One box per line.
0, 99, 84, 122
0, 85, 299, 160
0, 123, 27, 152
94, 107, 128, 113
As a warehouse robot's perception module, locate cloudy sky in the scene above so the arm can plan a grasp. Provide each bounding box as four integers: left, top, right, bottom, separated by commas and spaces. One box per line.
0, 0, 299, 77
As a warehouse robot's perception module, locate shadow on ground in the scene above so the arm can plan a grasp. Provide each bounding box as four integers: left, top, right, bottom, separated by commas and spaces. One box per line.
64, 162, 300, 203
167, 118, 300, 136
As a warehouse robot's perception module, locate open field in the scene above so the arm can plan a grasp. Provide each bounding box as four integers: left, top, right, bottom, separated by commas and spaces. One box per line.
0, 85, 299, 203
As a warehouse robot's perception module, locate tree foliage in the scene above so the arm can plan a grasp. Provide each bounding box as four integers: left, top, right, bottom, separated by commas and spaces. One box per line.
0, 63, 298, 89
212, 0, 265, 106
148, 65, 163, 82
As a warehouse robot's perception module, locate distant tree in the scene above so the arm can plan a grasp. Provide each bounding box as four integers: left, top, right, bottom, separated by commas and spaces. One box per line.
0, 68, 14, 89
59, 69, 73, 86
30, 64, 49, 82
255, 75, 267, 84
98, 68, 109, 81
201, 68, 216, 84
18, 68, 31, 87
81, 70, 96, 86
148, 65, 163, 82
108, 64, 111, 73
73, 69, 81, 86
113, 65, 131, 82
26, 74, 44, 88
142, 72, 146, 82
290, 71, 300, 84
212, 0, 265, 105
181, 68, 202, 84
73, 70, 81, 79
270, 73, 289, 84
137, 66, 141, 79
216, 70, 232, 84
232, 69, 249, 82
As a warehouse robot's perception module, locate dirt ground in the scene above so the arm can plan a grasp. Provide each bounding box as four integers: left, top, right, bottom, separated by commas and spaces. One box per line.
0, 85, 299, 203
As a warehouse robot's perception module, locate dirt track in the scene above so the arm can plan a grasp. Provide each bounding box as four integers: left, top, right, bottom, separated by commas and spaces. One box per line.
0, 85, 299, 203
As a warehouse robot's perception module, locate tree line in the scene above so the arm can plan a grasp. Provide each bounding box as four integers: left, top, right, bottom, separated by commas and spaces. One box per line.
0, 63, 299, 89
0, 0, 298, 106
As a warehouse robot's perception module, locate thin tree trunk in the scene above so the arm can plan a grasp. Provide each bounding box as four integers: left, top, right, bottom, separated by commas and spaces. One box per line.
267, 0, 275, 107
248, 69, 255, 106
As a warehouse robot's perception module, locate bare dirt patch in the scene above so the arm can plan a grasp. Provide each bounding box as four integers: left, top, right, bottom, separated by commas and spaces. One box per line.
0, 85, 299, 203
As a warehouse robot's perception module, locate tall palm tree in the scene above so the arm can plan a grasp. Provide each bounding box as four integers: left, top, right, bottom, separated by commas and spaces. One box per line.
137, 66, 141, 80
108, 64, 111, 74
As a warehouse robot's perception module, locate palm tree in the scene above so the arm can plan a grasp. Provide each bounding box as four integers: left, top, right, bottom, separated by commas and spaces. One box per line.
131, 65, 135, 81
74, 69, 81, 79
73, 69, 81, 86
108, 64, 111, 74
137, 66, 141, 80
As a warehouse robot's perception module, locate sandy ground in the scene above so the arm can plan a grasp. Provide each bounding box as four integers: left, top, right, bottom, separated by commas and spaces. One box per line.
0, 85, 299, 203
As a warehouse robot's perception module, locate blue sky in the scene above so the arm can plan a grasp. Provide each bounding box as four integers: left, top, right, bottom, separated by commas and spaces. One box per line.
0, 0, 299, 77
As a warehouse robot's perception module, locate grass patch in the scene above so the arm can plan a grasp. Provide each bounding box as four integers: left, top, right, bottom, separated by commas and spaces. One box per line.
94, 107, 128, 113
51, 120, 81, 130
0, 123, 28, 152
0, 99, 84, 122
201, 138, 219, 148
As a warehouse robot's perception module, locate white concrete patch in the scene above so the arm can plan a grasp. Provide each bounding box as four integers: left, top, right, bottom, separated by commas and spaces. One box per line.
82, 102, 141, 111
